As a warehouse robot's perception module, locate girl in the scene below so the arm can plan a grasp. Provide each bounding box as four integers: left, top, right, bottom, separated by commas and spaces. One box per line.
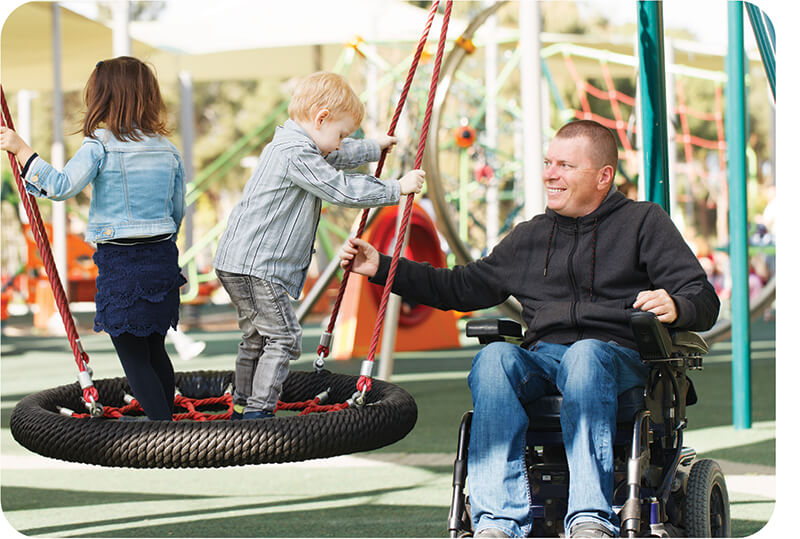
1, 56, 186, 421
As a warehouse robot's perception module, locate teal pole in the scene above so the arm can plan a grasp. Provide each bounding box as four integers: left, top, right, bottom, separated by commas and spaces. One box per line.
726, 1, 752, 429
744, 2, 776, 100
637, 1, 670, 212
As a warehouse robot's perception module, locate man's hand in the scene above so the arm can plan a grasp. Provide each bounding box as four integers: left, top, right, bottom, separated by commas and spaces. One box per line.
339, 237, 380, 278
374, 133, 399, 152
633, 289, 677, 324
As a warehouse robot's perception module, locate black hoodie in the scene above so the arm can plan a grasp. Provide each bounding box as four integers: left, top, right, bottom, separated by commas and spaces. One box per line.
370, 189, 720, 351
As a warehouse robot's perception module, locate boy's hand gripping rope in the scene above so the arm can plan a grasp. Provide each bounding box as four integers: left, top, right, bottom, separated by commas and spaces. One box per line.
355, 0, 453, 406
1, 85, 102, 416
315, 0, 443, 373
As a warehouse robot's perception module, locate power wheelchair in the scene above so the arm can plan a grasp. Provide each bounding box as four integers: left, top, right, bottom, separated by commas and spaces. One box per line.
447, 312, 731, 538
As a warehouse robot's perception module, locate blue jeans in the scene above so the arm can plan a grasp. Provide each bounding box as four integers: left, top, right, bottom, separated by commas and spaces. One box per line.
216, 270, 302, 414
466, 340, 650, 537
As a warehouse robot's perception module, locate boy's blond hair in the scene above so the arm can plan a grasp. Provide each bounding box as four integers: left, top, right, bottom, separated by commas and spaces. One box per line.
288, 72, 365, 125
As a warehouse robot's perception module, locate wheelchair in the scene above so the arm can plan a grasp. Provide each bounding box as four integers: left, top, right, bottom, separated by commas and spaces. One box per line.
447, 312, 731, 538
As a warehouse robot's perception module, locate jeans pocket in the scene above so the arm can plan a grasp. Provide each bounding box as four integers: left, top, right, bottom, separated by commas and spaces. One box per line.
219, 273, 258, 319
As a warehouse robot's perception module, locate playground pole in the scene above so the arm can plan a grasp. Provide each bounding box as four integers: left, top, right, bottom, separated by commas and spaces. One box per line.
51, 4, 68, 294
726, 1, 752, 429
520, 0, 544, 219
636, 1, 670, 212
485, 1, 499, 251
179, 71, 195, 257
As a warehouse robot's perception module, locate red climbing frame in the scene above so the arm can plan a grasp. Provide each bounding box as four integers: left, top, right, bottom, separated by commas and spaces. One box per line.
561, 54, 729, 196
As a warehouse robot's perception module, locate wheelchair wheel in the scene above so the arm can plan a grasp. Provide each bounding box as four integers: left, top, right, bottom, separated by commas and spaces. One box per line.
684, 459, 731, 537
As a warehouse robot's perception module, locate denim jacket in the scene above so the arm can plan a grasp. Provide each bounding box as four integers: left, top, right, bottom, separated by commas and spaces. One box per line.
213, 119, 401, 298
24, 128, 185, 243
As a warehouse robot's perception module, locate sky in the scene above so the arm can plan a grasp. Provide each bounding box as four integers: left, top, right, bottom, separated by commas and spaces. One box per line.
577, 0, 763, 48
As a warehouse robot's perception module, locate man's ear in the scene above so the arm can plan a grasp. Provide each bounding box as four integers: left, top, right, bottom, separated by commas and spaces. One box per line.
314, 109, 330, 128
597, 165, 615, 191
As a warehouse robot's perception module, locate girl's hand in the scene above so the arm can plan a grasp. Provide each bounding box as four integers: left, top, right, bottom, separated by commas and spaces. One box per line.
398, 169, 425, 195
374, 133, 399, 152
339, 237, 380, 278
0, 126, 35, 165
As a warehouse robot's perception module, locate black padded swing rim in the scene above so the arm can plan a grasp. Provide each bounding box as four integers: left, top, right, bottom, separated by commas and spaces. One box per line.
9, 370, 418, 469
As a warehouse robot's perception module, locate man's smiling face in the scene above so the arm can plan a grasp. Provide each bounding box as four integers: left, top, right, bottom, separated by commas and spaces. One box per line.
542, 135, 612, 218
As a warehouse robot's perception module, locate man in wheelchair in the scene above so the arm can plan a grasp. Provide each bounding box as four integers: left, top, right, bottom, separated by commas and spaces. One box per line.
340, 120, 720, 538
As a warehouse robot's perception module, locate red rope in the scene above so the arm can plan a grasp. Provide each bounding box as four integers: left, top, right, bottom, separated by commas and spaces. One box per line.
0, 85, 101, 412
562, 55, 640, 173
317, 0, 439, 368
69, 391, 352, 420
675, 78, 728, 189
357, 0, 453, 395
317, 0, 443, 363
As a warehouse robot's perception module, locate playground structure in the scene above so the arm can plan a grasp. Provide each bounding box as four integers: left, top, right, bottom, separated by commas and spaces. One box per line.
4, 3, 772, 332
0, 3, 780, 537
1, 2, 776, 418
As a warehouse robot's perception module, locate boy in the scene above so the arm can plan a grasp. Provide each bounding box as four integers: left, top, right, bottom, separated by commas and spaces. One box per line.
213, 71, 425, 419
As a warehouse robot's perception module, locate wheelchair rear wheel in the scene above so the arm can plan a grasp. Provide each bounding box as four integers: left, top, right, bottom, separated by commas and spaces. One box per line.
684, 458, 731, 537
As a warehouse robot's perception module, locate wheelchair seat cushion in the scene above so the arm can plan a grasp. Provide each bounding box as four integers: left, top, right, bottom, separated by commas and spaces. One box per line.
524, 386, 645, 430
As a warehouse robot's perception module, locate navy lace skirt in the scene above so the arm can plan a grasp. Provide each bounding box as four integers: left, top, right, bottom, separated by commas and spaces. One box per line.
93, 240, 187, 337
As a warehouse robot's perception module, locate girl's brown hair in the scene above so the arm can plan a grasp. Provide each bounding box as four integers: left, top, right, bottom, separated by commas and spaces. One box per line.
82, 56, 170, 141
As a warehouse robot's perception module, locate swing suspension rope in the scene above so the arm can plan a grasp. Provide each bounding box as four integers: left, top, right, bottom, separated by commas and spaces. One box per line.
356, 0, 454, 399
315, 0, 453, 393
2, 1, 452, 421
0, 86, 101, 417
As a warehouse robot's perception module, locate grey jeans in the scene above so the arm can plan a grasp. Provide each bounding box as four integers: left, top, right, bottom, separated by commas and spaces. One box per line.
216, 270, 302, 413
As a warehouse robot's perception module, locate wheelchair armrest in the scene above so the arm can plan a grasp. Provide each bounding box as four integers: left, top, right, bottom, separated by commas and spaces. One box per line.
465, 318, 523, 345
630, 311, 709, 360
631, 311, 674, 360
671, 331, 709, 356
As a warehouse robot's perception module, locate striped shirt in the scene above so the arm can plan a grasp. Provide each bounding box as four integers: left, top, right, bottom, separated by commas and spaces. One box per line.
213, 120, 401, 298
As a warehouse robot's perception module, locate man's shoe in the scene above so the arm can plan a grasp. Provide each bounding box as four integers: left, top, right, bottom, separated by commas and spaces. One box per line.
569, 522, 615, 538
474, 528, 509, 538
242, 410, 275, 420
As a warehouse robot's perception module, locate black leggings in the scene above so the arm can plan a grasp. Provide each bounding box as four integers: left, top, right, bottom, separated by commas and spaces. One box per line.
110, 332, 175, 421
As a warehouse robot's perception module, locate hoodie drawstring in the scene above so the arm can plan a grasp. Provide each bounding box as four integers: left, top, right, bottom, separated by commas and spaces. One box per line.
543, 218, 557, 277
590, 217, 598, 301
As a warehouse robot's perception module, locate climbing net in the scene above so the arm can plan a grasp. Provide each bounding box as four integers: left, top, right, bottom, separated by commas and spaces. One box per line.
65, 387, 346, 421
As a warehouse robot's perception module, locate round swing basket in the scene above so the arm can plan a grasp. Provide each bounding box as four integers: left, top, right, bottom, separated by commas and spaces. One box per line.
9, 370, 418, 468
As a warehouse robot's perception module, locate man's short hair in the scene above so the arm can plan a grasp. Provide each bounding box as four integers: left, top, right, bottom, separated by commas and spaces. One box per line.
288, 71, 365, 125
555, 119, 619, 173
